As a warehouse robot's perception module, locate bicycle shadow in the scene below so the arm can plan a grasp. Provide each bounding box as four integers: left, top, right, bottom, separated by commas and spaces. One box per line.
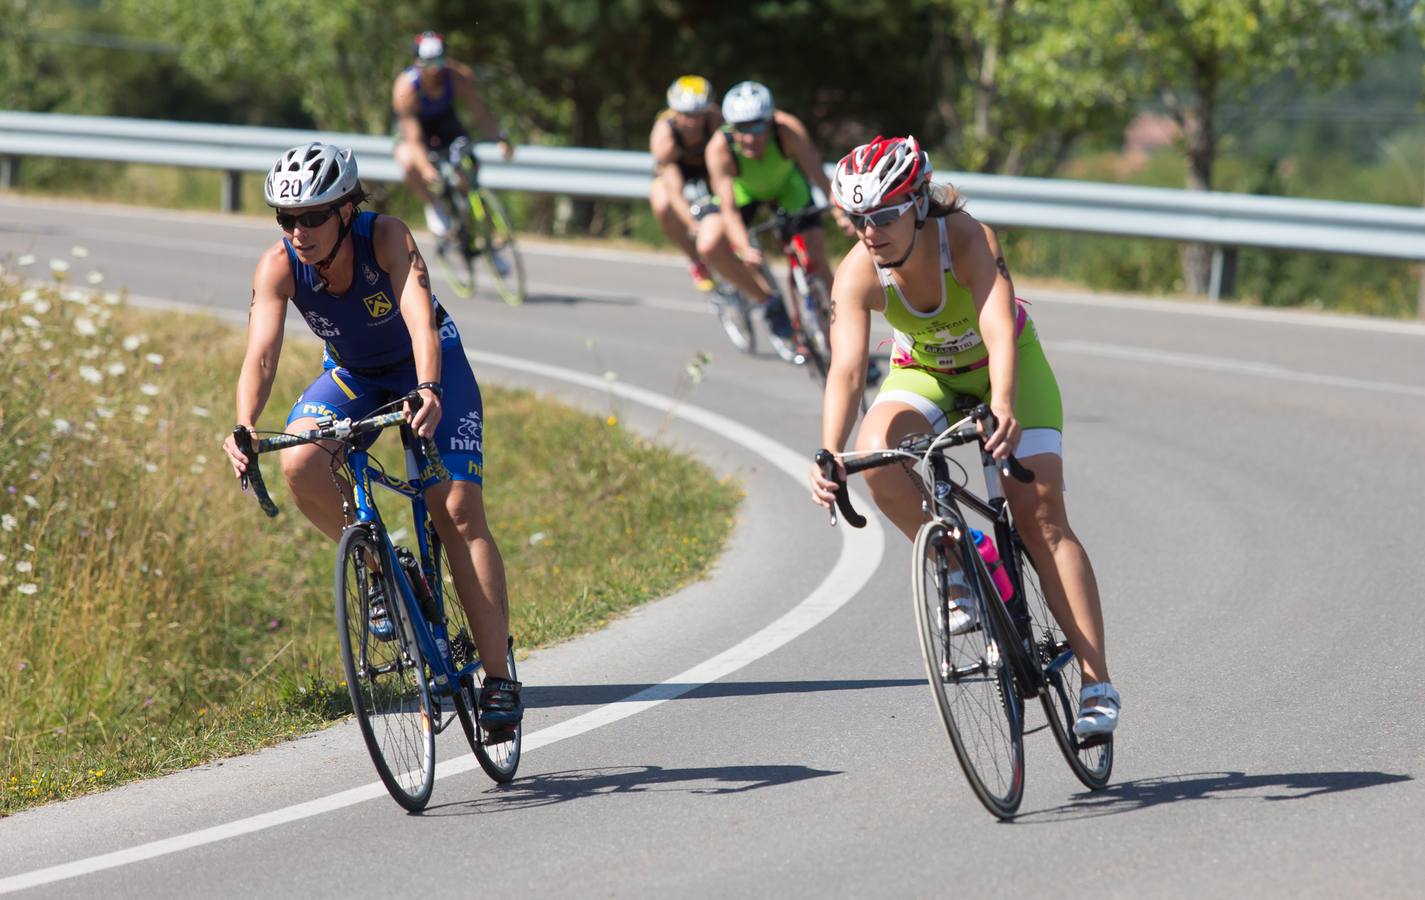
1014, 769, 1412, 823
521, 678, 924, 709
419, 763, 840, 816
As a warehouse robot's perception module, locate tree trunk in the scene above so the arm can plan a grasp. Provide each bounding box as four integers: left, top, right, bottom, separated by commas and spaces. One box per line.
1179, 71, 1217, 297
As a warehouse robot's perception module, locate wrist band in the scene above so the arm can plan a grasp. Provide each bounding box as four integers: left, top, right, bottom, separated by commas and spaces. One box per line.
416, 381, 443, 399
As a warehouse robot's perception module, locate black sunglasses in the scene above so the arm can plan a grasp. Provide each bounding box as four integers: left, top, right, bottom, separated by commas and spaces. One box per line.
730, 120, 769, 136
275, 206, 338, 232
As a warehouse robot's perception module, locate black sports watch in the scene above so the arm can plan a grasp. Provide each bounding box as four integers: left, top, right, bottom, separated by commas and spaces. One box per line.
416, 381, 443, 399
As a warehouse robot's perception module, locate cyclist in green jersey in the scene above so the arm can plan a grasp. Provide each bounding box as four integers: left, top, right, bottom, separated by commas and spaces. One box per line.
700, 80, 855, 341
808, 136, 1119, 743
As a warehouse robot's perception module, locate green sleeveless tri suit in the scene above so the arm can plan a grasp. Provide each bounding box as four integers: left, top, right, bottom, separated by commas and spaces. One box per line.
873, 218, 1064, 455
725, 122, 813, 223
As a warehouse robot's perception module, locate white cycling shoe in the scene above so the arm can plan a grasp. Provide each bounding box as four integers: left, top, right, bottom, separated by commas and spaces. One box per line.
1073, 682, 1121, 743
424, 203, 452, 238
946, 598, 979, 635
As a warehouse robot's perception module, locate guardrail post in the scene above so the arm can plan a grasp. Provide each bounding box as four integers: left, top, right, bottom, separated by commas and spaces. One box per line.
1207, 247, 1237, 302
1, 156, 18, 189
221, 170, 241, 213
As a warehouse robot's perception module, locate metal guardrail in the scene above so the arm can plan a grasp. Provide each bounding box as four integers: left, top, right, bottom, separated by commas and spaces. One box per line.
4, 110, 1424, 286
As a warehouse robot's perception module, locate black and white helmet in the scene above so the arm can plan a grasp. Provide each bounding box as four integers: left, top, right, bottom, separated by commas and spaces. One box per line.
263, 143, 361, 209
721, 81, 774, 125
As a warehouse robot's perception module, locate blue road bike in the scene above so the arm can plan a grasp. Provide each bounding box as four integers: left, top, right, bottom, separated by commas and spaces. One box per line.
233, 393, 520, 811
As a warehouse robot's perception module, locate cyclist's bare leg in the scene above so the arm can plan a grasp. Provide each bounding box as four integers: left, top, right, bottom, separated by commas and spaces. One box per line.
395, 140, 439, 206
697, 213, 771, 301
1001, 453, 1110, 685
649, 179, 698, 260
425, 479, 513, 681
279, 417, 352, 542
854, 401, 937, 542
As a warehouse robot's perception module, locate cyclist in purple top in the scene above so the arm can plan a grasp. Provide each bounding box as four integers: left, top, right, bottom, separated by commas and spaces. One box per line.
221, 142, 522, 731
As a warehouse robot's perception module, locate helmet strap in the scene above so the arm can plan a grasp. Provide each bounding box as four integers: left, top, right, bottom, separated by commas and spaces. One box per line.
880, 192, 930, 270
314, 206, 354, 292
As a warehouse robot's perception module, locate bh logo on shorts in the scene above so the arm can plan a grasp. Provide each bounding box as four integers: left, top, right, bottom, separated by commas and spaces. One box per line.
302, 311, 341, 338
450, 410, 482, 454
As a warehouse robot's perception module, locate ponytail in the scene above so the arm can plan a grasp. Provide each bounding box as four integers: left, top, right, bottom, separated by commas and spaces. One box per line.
924, 181, 965, 218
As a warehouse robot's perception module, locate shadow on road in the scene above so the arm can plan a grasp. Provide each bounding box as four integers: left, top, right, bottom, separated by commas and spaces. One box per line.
1015, 769, 1413, 822
420, 763, 840, 815
522, 678, 924, 708
522, 291, 641, 307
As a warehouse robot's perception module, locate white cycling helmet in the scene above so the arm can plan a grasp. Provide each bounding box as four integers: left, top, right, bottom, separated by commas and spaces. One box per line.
414, 31, 445, 63
667, 75, 713, 114
263, 142, 361, 209
721, 81, 774, 125
830, 135, 931, 213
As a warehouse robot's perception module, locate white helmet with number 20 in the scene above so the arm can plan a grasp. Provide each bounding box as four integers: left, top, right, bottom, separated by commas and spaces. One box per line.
263, 143, 361, 209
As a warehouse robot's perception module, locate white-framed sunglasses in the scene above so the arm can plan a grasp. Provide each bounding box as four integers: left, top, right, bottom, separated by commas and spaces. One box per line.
848, 198, 915, 230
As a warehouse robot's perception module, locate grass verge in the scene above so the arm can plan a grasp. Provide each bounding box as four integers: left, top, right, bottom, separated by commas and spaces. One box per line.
0, 264, 741, 816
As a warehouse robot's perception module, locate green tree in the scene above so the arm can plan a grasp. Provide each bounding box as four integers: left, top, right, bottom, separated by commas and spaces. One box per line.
1102, 0, 1417, 294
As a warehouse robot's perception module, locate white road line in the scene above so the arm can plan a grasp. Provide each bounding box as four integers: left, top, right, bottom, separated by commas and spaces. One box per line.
1052, 338, 1425, 399
0, 351, 885, 896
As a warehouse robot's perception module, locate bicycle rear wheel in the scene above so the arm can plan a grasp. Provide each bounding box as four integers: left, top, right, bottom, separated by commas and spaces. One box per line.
472, 188, 526, 306
335, 526, 436, 811
912, 520, 1025, 818
1015, 539, 1113, 789
433, 541, 522, 783
433, 193, 477, 298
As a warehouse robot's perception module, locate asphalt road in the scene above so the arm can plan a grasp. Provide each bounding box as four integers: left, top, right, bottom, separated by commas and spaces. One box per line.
2, 195, 1424, 898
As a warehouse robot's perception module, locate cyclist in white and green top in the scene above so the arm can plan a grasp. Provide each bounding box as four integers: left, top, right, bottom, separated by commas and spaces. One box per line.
808, 136, 1120, 743
701, 81, 855, 340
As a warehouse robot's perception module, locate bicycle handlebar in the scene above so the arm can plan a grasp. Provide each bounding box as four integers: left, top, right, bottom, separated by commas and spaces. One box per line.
747, 205, 827, 243
235, 392, 446, 518
814, 404, 1034, 529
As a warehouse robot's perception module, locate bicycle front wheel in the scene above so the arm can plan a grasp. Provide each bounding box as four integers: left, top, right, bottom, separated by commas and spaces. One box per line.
712, 285, 756, 354
912, 520, 1025, 818
335, 526, 436, 811
799, 275, 833, 385
472, 188, 526, 305
1016, 539, 1113, 789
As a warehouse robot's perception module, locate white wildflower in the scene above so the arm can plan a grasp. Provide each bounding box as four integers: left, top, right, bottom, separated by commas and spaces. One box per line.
62, 290, 90, 305
1, 514, 16, 532
144, 353, 164, 366
71, 245, 89, 258
23, 543, 34, 552
39, 340, 53, 351
19, 288, 38, 303
31, 299, 51, 314
105, 362, 126, 376
17, 254, 34, 266
81, 457, 97, 467
49, 258, 70, 272
52, 418, 73, 435
133, 404, 151, 418
86, 272, 103, 285
75, 318, 98, 337
191, 406, 210, 418
103, 292, 120, 305
144, 463, 158, 473
528, 532, 547, 545
22, 496, 39, 509
78, 366, 103, 384
140, 384, 159, 396
17, 583, 38, 596
15, 561, 32, 574
123, 334, 147, 351
20, 315, 40, 330
95, 407, 114, 419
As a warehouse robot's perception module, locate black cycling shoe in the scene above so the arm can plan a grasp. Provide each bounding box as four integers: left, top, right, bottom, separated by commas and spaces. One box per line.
478, 676, 524, 731
762, 295, 793, 340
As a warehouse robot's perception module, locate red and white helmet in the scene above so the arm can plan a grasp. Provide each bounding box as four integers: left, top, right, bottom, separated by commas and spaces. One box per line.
830, 135, 931, 213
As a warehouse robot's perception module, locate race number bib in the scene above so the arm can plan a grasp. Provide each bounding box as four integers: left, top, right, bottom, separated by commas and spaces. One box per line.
274, 176, 310, 201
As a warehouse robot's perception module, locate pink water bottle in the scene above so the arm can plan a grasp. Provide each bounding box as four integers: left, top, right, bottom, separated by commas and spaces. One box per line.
971, 529, 1013, 603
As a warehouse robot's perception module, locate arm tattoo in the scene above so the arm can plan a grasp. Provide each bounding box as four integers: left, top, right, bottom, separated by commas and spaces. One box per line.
995, 256, 1011, 281
247, 289, 255, 323
829, 296, 837, 325
408, 249, 430, 290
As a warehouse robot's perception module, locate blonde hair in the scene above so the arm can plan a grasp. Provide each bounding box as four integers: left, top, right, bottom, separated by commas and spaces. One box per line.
925, 180, 965, 218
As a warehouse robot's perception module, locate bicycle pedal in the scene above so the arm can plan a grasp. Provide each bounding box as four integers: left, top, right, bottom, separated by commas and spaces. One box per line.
1076, 733, 1112, 750
482, 725, 517, 745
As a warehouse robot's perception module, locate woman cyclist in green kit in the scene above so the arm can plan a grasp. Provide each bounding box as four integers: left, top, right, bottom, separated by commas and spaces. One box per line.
807, 136, 1120, 742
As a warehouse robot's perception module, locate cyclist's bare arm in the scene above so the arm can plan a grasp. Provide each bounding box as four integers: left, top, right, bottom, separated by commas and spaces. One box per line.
821, 243, 881, 453
374, 216, 442, 438
948, 212, 1020, 454
225, 245, 291, 476
650, 123, 695, 225
707, 132, 753, 257
448, 62, 511, 155
391, 76, 426, 149
777, 111, 852, 234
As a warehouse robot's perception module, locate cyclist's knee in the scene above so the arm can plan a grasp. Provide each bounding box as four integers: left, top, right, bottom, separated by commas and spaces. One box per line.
279, 442, 329, 493
430, 484, 491, 543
